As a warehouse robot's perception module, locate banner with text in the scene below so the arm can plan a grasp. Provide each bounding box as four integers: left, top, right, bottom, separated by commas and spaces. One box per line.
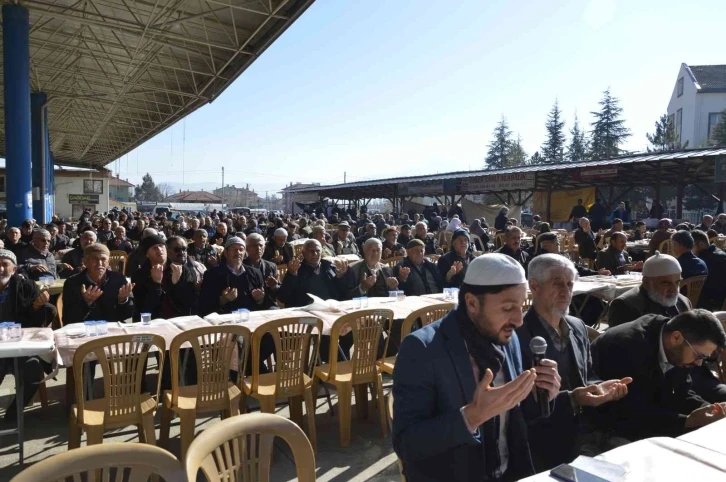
398, 181, 443, 196
460, 172, 535, 192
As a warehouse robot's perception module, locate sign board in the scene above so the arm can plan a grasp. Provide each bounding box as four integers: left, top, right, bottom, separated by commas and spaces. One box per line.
577, 167, 618, 180
715, 157, 726, 182
398, 181, 443, 196
293, 192, 319, 203
68, 194, 100, 203
460, 173, 535, 192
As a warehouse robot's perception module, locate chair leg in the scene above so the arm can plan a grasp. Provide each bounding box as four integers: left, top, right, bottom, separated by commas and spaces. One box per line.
85, 425, 104, 447
179, 413, 196, 461
337, 383, 352, 447
304, 387, 318, 453
159, 404, 172, 448
289, 395, 304, 428
239, 391, 248, 414
354, 384, 369, 420
228, 396, 241, 418
68, 411, 82, 450
142, 412, 156, 446
38, 381, 49, 408
376, 374, 387, 438
258, 396, 276, 415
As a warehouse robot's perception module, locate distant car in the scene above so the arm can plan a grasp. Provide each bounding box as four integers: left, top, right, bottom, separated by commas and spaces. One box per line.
269, 210, 283, 216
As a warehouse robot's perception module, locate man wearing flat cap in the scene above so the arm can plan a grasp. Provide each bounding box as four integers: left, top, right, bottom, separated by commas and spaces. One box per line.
333, 222, 359, 256
608, 252, 691, 328
397, 224, 413, 247
438, 229, 475, 288
393, 254, 562, 481
393, 239, 444, 296
262, 228, 294, 265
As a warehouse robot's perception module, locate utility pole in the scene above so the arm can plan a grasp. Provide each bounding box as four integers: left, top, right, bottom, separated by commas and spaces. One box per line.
221, 166, 225, 206
344, 171, 346, 183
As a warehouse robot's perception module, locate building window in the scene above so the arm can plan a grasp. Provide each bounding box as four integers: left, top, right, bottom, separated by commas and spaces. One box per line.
83, 179, 104, 194
676, 108, 683, 142
677, 77, 684, 97
708, 112, 723, 144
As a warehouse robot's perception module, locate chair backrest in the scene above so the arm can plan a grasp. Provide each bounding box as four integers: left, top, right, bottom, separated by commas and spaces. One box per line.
72, 334, 166, 426
329, 309, 392, 384
469, 233, 483, 251
495, 233, 506, 249
109, 250, 129, 275
382, 256, 404, 268
522, 292, 533, 312
442, 231, 453, 250
294, 243, 304, 258
185, 412, 315, 482
277, 264, 288, 283
682, 275, 707, 307
250, 317, 322, 395
55, 293, 64, 328
425, 254, 440, 263
399, 302, 456, 342
10, 442, 184, 482
658, 239, 671, 255
169, 326, 250, 412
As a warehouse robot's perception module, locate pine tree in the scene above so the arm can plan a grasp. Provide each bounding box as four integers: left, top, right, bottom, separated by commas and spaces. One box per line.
484, 116, 513, 169
589, 88, 631, 160
134, 173, 162, 201
541, 100, 566, 163
509, 135, 528, 167
566, 114, 588, 163
646, 114, 687, 152
528, 151, 545, 166
712, 109, 726, 146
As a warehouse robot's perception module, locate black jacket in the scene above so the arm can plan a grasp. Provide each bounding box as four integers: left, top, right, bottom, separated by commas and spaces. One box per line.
62, 270, 134, 324
61, 246, 85, 278
343, 260, 394, 299
277, 259, 344, 307
574, 228, 597, 260
437, 250, 475, 288
393, 258, 444, 296
607, 285, 691, 328
697, 244, 726, 310
244, 258, 279, 304
596, 246, 631, 275
497, 245, 529, 270
495, 213, 509, 231
262, 241, 294, 265
591, 314, 712, 441
0, 275, 47, 327
198, 263, 272, 316
18, 245, 59, 281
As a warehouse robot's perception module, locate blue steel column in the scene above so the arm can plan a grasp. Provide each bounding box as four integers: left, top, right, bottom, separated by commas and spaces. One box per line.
3, 5, 33, 226
31, 92, 47, 222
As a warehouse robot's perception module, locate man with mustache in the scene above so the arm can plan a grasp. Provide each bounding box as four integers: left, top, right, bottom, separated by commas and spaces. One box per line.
393, 254, 560, 482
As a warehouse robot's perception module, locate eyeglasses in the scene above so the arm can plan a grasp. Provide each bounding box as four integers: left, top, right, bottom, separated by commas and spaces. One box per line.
173, 247, 187, 253
684, 338, 711, 361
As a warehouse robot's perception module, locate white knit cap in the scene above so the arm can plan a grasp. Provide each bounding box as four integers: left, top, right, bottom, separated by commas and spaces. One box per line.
642, 251, 681, 277
274, 228, 288, 238
463, 253, 526, 286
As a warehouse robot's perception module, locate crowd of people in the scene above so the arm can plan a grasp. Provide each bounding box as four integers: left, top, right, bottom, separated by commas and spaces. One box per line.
1, 203, 725, 481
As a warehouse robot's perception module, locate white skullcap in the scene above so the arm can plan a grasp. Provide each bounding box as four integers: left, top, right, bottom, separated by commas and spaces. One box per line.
642, 251, 681, 278
274, 228, 288, 238
463, 253, 526, 286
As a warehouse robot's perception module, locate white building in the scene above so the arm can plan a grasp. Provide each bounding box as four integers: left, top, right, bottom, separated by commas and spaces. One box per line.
667, 63, 726, 148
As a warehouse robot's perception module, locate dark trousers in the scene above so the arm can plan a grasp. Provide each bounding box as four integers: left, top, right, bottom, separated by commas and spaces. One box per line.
0, 357, 45, 421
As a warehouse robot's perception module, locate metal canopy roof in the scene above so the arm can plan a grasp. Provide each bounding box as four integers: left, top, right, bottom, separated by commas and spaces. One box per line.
0, 0, 314, 167
283, 147, 726, 200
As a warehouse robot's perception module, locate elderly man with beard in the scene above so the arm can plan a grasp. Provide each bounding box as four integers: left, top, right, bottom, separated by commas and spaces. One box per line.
60, 231, 98, 277
393, 254, 561, 482
0, 249, 57, 421
345, 238, 399, 299
393, 239, 444, 296
244, 233, 280, 303
62, 244, 134, 324
19, 229, 69, 280
608, 252, 691, 328
263, 228, 294, 265
131, 235, 169, 321
199, 237, 271, 315
438, 229, 475, 288
517, 254, 631, 470
382, 227, 406, 259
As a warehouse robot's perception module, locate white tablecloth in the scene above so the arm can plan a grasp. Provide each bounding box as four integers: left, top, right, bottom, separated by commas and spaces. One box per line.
677, 418, 726, 456
0, 328, 56, 362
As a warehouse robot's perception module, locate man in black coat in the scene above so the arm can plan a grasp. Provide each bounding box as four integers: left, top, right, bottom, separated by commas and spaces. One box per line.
243, 233, 280, 303
437, 229, 475, 288
277, 239, 347, 307
414, 222, 440, 255
159, 236, 201, 319
587, 199, 607, 232
18, 229, 69, 280
60, 230, 97, 278
496, 226, 529, 269
591, 311, 726, 441
692, 229, 726, 310
344, 238, 398, 299
4, 227, 27, 256
262, 228, 295, 265
517, 254, 631, 471
574, 218, 598, 260
131, 235, 168, 321
595, 232, 642, 275
62, 244, 134, 324
393, 239, 444, 296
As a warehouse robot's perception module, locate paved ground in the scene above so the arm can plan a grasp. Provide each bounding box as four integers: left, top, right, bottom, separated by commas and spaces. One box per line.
0, 367, 401, 481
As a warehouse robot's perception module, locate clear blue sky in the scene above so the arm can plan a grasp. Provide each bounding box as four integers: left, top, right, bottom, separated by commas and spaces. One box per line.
108, 0, 724, 195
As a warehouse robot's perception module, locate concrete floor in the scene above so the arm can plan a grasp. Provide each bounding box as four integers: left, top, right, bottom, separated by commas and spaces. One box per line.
0, 367, 401, 481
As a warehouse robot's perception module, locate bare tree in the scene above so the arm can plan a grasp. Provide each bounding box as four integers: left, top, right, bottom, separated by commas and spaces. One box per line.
157, 182, 174, 200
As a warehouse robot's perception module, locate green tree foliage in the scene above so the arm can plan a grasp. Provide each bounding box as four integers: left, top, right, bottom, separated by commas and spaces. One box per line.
134, 173, 163, 202
509, 135, 528, 167
590, 88, 631, 160
711, 109, 726, 146
566, 114, 588, 163
528, 151, 545, 166
541, 100, 566, 163
485, 116, 513, 169
646, 114, 687, 152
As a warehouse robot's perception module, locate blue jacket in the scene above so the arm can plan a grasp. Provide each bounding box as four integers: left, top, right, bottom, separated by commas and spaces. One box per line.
677, 251, 708, 281
392, 309, 535, 482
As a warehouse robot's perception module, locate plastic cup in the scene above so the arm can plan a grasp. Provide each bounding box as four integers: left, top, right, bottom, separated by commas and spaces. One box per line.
141, 313, 152, 325
353, 297, 362, 309
0, 322, 9, 341
450, 288, 459, 301
8, 323, 21, 340
396, 290, 406, 301
96, 321, 108, 336
238, 309, 250, 323
389, 291, 397, 298
443, 288, 452, 300
360, 296, 369, 308
85, 320, 96, 337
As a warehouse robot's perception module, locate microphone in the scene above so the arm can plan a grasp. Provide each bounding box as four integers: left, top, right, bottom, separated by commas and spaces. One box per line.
529, 336, 550, 417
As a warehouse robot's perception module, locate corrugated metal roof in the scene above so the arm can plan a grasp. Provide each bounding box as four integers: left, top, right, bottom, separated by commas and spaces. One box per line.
283, 148, 726, 193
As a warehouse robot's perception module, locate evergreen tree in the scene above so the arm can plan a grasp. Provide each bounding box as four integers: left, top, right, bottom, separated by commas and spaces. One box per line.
646, 114, 687, 152
528, 151, 545, 166
541, 100, 566, 163
711, 109, 726, 146
589, 88, 631, 160
509, 135, 528, 167
484, 116, 513, 169
134, 173, 162, 202
566, 114, 588, 163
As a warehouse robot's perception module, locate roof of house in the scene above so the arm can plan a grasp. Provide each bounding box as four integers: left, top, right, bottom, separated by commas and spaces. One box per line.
109, 178, 135, 188
165, 191, 222, 203
689, 64, 726, 93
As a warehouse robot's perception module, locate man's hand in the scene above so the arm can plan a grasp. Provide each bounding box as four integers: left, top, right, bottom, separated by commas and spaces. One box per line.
32, 290, 50, 310
572, 377, 632, 407
463, 368, 536, 429
533, 359, 561, 402
398, 266, 411, 283
207, 255, 218, 266
118, 283, 134, 303
288, 257, 302, 276
685, 403, 726, 428
597, 268, 612, 275
251, 288, 265, 303
446, 261, 463, 281
436, 248, 444, 255
265, 275, 279, 289
361, 274, 376, 291
150, 264, 164, 284
386, 277, 399, 290
336, 259, 349, 278
170, 263, 183, 285
81, 285, 103, 305
32, 265, 49, 273
220, 287, 238, 305
58, 263, 73, 272
383, 247, 392, 259
215, 237, 223, 245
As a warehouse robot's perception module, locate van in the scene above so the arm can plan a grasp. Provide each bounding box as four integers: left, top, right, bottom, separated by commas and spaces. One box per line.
153, 204, 172, 217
